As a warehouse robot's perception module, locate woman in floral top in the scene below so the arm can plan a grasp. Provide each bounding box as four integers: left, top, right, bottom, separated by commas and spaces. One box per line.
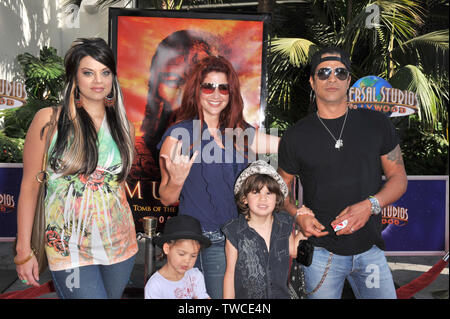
15, 38, 138, 299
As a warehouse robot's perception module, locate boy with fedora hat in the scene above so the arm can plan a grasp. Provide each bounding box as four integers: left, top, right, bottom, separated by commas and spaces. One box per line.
144, 215, 211, 299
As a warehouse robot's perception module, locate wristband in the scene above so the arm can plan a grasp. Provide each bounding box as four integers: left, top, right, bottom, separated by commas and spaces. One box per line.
294, 206, 315, 221
14, 250, 34, 266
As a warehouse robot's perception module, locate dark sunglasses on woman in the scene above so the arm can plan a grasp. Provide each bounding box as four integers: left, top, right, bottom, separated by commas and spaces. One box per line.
200, 83, 230, 95
316, 67, 350, 81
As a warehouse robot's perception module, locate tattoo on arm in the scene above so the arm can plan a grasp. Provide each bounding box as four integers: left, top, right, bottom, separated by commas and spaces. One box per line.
386, 145, 405, 166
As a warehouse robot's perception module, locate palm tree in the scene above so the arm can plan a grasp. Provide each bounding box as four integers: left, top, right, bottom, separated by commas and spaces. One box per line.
269, 0, 448, 134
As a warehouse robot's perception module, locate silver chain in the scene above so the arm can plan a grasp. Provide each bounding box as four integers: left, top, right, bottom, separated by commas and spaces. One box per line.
316, 109, 348, 150
305, 252, 333, 295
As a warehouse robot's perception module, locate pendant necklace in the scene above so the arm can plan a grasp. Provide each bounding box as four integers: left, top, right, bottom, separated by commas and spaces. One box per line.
316, 109, 348, 150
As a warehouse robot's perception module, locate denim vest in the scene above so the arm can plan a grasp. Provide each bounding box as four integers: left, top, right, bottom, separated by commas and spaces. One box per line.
222, 211, 293, 299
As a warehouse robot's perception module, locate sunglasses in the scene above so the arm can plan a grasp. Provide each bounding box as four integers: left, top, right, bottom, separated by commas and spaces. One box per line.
316, 67, 350, 81
200, 83, 230, 95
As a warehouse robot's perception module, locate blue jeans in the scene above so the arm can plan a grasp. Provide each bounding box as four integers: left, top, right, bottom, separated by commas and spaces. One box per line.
50, 255, 136, 299
195, 230, 226, 299
303, 246, 396, 299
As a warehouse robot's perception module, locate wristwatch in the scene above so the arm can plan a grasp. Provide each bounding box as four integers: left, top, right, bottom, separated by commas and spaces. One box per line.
368, 196, 382, 215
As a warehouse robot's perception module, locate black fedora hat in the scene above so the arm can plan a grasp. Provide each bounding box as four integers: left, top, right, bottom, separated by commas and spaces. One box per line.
153, 214, 211, 249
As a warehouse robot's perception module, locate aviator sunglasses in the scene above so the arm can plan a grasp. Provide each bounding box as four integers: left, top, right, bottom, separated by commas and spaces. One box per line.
316, 67, 350, 81
200, 82, 230, 95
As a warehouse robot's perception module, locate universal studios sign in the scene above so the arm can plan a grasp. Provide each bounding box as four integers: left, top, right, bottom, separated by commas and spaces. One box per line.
0, 79, 27, 109
348, 76, 418, 117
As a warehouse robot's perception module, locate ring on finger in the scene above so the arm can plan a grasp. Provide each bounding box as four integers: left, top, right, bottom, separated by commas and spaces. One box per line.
21, 279, 28, 284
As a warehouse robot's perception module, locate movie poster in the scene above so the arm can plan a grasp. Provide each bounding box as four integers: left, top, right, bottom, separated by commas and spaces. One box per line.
109, 9, 269, 232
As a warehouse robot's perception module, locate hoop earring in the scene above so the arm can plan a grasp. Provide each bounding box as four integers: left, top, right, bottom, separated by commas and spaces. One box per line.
104, 88, 115, 108
74, 86, 82, 108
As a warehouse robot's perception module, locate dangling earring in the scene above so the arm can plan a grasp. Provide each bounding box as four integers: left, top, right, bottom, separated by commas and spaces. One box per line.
74, 86, 82, 108
104, 88, 115, 108
309, 90, 317, 112
309, 90, 316, 104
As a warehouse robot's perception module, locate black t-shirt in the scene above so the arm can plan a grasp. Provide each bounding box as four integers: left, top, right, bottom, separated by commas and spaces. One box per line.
278, 108, 399, 255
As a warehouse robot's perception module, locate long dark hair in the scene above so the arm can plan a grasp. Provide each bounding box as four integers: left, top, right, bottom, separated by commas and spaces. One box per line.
50, 38, 134, 181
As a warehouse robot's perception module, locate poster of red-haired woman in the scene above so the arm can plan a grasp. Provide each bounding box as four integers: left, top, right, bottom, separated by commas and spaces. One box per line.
109, 9, 269, 232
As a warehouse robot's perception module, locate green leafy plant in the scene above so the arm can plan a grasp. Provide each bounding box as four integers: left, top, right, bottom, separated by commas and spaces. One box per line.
17, 46, 65, 103
0, 131, 24, 162
400, 115, 449, 175
0, 47, 65, 163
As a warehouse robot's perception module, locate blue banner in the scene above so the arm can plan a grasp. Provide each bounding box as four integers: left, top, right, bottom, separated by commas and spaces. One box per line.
382, 176, 449, 255
0, 164, 22, 239
2, 170, 449, 255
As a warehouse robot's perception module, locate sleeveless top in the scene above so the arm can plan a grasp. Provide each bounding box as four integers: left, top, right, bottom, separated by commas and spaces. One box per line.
44, 116, 138, 271
222, 211, 293, 299
158, 120, 255, 232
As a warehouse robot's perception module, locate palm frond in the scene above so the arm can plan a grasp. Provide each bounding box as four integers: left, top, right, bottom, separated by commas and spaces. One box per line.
402, 29, 449, 50
62, 0, 124, 8
268, 38, 319, 110
389, 65, 448, 130
270, 38, 319, 68
394, 29, 449, 77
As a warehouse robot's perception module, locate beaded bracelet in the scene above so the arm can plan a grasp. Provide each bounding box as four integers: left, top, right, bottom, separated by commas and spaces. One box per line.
294, 206, 315, 221
14, 250, 34, 266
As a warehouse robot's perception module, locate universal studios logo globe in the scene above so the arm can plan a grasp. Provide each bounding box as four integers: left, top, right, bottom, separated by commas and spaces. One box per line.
348, 76, 418, 117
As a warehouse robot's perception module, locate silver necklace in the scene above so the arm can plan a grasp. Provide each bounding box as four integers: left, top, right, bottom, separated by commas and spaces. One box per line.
316, 109, 348, 150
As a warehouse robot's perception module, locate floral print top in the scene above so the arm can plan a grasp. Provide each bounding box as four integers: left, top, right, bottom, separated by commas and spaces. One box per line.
44, 116, 138, 271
